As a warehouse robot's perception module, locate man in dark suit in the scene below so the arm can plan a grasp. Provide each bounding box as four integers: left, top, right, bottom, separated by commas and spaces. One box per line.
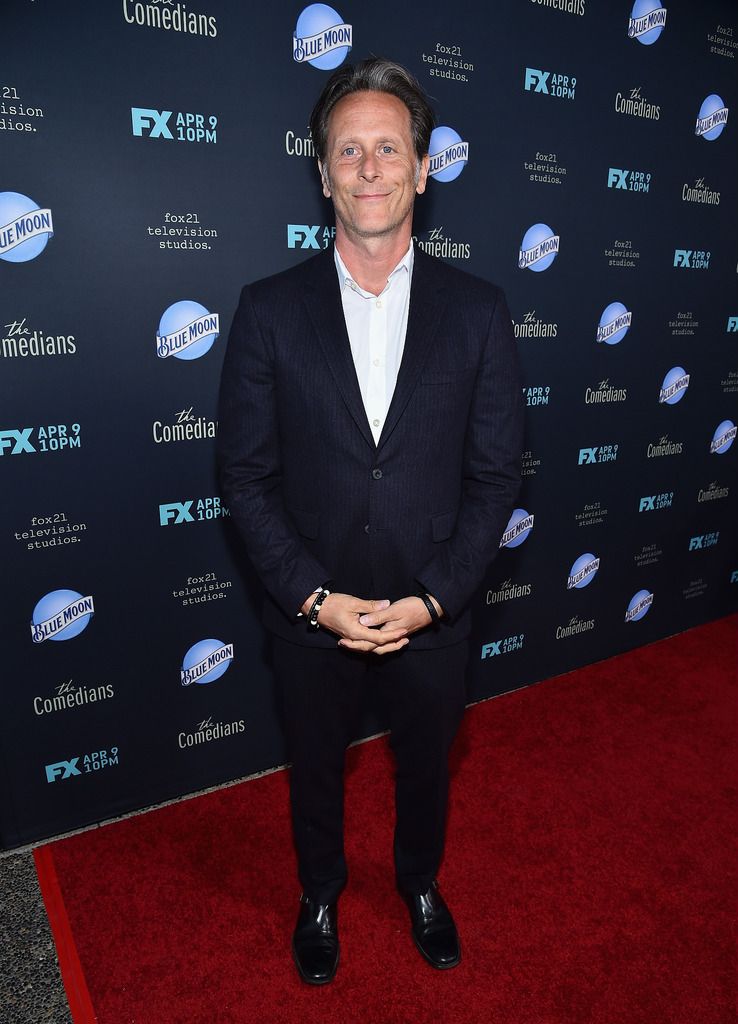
218, 58, 523, 984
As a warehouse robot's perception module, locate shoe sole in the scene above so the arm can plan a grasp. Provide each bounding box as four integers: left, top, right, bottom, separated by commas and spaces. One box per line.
291, 939, 340, 985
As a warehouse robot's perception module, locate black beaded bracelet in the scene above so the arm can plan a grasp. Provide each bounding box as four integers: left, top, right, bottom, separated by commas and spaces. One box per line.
307, 582, 333, 631
417, 591, 440, 625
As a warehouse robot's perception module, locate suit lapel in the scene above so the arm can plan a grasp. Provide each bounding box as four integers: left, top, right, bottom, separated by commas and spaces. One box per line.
298, 245, 449, 452
377, 245, 448, 449
300, 249, 376, 450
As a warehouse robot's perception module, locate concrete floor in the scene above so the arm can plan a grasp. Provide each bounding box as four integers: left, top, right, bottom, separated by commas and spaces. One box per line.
0, 850, 72, 1024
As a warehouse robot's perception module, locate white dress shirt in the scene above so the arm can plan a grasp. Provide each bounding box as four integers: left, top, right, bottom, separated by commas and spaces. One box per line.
334, 242, 414, 445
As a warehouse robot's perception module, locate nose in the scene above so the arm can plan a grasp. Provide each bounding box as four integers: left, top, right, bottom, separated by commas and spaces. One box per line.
359, 152, 380, 180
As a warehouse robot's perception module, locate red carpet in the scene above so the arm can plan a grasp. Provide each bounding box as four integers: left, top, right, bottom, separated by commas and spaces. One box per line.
36, 616, 736, 1024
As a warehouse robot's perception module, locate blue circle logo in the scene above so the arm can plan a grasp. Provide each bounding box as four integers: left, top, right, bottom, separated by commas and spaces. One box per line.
596, 302, 632, 345
710, 419, 736, 455
31, 589, 94, 644
156, 300, 220, 360
625, 589, 653, 622
518, 223, 559, 272
428, 127, 469, 183
695, 94, 728, 141
181, 639, 234, 687
293, 4, 352, 70
500, 508, 534, 549
659, 366, 690, 405
567, 553, 600, 590
628, 1, 667, 45
0, 192, 54, 263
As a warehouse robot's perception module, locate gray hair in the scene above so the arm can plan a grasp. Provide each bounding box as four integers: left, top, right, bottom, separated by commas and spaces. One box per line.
308, 57, 435, 164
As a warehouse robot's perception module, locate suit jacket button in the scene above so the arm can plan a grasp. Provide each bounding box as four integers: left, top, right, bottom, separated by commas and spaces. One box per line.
372, 468, 383, 480
364, 524, 370, 534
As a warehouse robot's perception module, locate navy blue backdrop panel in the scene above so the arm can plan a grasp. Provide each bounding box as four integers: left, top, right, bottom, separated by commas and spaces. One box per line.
2, 0, 736, 848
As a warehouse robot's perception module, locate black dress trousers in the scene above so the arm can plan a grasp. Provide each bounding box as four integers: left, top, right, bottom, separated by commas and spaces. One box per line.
272, 636, 469, 905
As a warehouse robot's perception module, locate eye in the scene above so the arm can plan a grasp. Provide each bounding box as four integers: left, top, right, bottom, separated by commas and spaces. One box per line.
342, 146, 357, 156
380, 145, 395, 154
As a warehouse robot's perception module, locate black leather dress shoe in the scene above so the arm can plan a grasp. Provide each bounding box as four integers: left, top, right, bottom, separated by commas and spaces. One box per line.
291, 894, 339, 985
402, 880, 461, 969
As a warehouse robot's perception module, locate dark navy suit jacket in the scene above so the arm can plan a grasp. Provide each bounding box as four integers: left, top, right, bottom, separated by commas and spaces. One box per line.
217, 244, 524, 649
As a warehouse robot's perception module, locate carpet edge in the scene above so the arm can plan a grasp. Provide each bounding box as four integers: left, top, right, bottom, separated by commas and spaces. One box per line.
33, 845, 98, 1024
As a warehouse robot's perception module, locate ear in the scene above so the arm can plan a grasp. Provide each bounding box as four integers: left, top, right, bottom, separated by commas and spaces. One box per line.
318, 160, 331, 198
415, 153, 430, 196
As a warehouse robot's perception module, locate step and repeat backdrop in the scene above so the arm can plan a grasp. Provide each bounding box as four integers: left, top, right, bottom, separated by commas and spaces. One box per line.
2, 0, 737, 848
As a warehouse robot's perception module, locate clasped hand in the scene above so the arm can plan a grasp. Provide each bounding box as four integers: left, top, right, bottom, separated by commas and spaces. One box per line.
313, 593, 438, 654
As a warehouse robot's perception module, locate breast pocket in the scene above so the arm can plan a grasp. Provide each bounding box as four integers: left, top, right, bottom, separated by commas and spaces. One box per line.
420, 368, 477, 386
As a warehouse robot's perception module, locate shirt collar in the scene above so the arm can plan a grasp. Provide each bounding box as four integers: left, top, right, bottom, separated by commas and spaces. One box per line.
334, 240, 414, 298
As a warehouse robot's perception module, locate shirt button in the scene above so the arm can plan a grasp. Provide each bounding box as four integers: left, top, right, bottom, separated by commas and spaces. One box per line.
372, 468, 383, 480
372, 358, 380, 367
372, 418, 380, 427
376, 299, 383, 308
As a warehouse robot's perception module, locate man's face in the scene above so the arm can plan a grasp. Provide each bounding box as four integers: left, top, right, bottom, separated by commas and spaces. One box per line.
318, 91, 429, 243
